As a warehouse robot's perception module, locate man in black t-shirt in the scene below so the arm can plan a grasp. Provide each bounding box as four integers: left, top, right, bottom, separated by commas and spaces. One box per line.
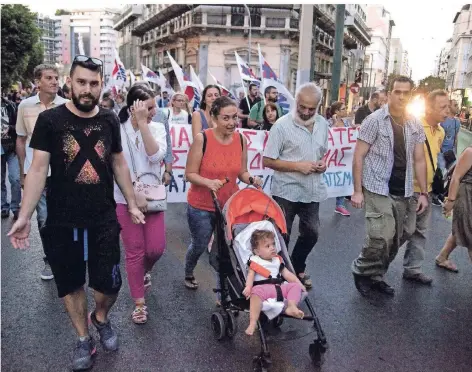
8, 56, 144, 371
238, 83, 261, 128
354, 91, 386, 126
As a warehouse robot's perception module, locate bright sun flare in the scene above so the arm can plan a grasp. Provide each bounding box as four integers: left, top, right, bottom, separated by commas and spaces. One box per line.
406, 96, 425, 118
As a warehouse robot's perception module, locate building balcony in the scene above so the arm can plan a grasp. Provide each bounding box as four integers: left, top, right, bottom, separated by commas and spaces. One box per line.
138, 9, 299, 48
345, 12, 371, 46
314, 4, 336, 34
113, 5, 144, 31
133, 4, 190, 36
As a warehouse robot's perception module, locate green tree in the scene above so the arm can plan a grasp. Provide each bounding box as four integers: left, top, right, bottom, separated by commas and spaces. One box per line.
416, 75, 446, 95
55, 9, 70, 16
1, 4, 41, 90
22, 41, 44, 84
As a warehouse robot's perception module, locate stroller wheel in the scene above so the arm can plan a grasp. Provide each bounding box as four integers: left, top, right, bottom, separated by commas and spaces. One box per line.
309, 342, 325, 366
211, 312, 226, 340
225, 310, 238, 338
252, 358, 269, 372
272, 316, 284, 328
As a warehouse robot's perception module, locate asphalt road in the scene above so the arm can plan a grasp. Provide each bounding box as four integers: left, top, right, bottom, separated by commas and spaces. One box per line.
2, 195, 472, 372
2, 129, 471, 372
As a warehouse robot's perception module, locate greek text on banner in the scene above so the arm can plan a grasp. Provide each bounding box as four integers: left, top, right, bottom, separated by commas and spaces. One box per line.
162, 124, 358, 203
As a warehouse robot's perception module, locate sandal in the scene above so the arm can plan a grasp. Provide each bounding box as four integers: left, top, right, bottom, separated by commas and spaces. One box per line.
144, 272, 152, 291
132, 305, 148, 324
298, 274, 313, 289
184, 276, 199, 290
435, 257, 459, 273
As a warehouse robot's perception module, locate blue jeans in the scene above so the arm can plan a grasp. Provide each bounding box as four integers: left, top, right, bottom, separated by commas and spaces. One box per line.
1, 152, 21, 212
185, 204, 216, 277
335, 196, 346, 208
37, 185, 48, 263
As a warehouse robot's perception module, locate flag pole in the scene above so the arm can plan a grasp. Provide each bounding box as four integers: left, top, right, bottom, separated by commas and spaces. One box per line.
257, 43, 266, 107
235, 52, 251, 109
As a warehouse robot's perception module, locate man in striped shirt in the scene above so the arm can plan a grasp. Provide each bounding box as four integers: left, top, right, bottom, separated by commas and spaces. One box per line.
350, 76, 428, 296
263, 82, 329, 289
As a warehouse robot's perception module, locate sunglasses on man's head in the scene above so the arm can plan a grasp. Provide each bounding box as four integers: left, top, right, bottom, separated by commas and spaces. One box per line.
73, 55, 103, 66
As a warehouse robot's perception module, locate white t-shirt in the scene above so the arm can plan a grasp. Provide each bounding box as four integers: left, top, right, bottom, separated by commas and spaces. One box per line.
165, 108, 189, 125
114, 119, 167, 205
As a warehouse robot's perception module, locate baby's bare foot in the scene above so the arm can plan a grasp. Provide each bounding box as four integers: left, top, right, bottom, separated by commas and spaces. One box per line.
285, 305, 304, 319
245, 323, 257, 336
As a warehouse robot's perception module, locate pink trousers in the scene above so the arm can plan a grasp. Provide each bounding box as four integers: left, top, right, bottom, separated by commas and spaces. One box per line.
251, 282, 303, 303
116, 204, 166, 300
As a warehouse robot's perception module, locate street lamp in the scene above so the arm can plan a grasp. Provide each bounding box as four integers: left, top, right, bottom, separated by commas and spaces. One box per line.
244, 4, 252, 67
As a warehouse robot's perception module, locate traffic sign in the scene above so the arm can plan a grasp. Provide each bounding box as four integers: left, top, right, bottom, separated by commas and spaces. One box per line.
350, 83, 360, 94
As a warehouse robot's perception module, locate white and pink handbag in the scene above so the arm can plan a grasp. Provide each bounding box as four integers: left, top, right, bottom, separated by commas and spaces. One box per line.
123, 127, 167, 213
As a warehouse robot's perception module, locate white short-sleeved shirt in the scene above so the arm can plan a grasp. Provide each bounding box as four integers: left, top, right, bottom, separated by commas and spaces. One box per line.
16, 94, 68, 174
164, 108, 189, 125
263, 113, 329, 203
114, 119, 167, 205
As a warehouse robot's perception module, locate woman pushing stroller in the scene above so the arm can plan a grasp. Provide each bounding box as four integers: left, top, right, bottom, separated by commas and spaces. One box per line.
243, 229, 307, 335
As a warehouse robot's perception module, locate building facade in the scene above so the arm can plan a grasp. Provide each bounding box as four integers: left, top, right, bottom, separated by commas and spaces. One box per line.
388, 38, 410, 77
313, 4, 371, 106
36, 14, 61, 65
113, 5, 143, 74
437, 38, 452, 80
364, 5, 395, 91
55, 8, 120, 82
447, 5, 472, 91
115, 4, 371, 108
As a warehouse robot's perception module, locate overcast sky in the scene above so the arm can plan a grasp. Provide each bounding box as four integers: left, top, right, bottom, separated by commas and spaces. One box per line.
28, 1, 463, 82
386, 1, 462, 81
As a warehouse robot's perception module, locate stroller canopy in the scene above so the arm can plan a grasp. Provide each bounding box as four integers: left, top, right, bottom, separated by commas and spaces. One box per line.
223, 188, 288, 241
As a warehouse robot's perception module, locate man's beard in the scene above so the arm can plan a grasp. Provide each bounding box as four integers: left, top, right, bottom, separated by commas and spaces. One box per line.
71, 88, 100, 113
268, 97, 278, 103
292, 108, 317, 127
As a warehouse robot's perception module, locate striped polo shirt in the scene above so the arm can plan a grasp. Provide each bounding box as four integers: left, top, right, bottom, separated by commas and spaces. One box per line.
263, 113, 329, 203
16, 93, 68, 174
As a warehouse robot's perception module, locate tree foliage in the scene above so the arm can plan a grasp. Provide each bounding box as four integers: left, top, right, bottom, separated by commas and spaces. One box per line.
1, 5, 42, 89
416, 75, 446, 95
55, 9, 70, 16
22, 42, 44, 84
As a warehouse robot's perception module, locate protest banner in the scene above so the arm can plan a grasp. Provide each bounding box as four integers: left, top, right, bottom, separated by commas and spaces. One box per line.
162, 124, 358, 203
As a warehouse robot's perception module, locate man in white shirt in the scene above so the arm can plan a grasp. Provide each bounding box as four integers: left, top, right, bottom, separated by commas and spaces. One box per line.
164, 92, 190, 125
15, 64, 68, 280
263, 82, 329, 289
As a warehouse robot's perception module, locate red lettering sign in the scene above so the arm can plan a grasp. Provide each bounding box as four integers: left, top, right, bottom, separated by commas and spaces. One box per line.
178, 126, 191, 148
348, 128, 358, 143
172, 149, 188, 169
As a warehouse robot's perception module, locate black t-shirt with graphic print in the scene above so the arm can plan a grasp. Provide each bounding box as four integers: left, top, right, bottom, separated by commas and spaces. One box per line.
29, 104, 123, 228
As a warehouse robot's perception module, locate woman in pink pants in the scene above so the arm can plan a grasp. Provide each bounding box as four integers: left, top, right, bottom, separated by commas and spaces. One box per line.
115, 84, 168, 324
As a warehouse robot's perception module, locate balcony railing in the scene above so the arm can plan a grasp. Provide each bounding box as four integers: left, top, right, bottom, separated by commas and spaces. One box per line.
138, 10, 298, 46
113, 5, 143, 31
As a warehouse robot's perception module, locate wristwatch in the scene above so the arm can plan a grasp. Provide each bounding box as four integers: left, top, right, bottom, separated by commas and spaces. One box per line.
419, 192, 428, 197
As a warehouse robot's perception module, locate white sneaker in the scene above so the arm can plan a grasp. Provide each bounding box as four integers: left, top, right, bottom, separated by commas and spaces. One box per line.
40, 262, 54, 281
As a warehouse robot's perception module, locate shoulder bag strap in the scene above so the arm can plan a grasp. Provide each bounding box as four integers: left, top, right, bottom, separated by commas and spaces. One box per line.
202, 131, 207, 156
424, 138, 436, 173
121, 123, 139, 179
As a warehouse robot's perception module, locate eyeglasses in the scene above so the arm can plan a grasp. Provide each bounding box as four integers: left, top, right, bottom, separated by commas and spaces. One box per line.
73, 55, 103, 66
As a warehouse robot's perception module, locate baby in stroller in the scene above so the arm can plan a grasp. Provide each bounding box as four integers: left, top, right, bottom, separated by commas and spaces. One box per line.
242, 229, 307, 335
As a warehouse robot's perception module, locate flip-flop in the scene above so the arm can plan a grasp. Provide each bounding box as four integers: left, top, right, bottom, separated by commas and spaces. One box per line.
435, 258, 459, 273
184, 276, 199, 289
